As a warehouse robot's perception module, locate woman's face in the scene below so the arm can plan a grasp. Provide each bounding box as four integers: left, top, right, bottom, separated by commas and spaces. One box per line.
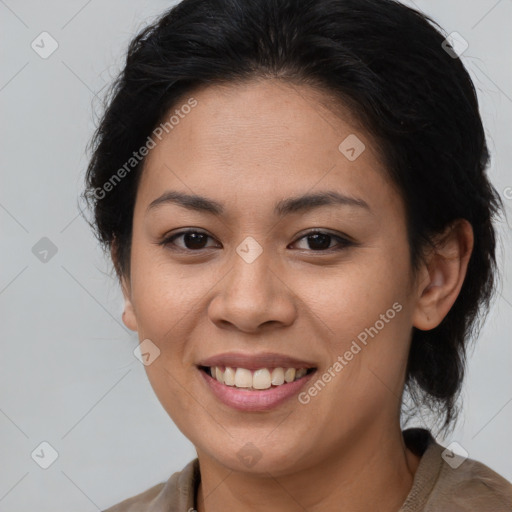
122, 79, 424, 475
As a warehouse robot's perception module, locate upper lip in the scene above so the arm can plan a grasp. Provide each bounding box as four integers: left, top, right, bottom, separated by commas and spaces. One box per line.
197, 352, 317, 371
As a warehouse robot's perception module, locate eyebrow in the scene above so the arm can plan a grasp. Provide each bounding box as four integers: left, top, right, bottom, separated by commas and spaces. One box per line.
146, 190, 371, 216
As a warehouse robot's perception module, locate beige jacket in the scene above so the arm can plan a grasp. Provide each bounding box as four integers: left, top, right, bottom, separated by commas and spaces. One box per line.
103, 428, 512, 511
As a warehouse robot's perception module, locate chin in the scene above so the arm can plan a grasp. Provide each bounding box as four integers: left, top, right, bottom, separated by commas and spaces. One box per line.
197, 434, 315, 477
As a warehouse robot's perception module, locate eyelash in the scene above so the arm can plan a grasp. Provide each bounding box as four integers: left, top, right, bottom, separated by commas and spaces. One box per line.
158, 228, 355, 253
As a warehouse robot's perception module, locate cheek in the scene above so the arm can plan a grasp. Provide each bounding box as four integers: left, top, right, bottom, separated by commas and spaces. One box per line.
302, 254, 407, 334
304, 247, 412, 386
130, 244, 203, 325
128, 257, 193, 369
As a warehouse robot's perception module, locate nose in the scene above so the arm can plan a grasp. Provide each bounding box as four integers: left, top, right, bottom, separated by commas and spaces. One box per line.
207, 243, 297, 333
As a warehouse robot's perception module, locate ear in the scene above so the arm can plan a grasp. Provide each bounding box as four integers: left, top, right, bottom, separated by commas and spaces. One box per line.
412, 219, 474, 331
111, 241, 138, 332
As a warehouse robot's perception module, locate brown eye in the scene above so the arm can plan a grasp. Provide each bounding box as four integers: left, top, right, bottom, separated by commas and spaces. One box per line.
160, 230, 219, 251
159, 229, 353, 253
292, 230, 353, 252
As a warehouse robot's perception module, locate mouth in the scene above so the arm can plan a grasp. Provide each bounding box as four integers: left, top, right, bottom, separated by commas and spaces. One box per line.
196, 352, 318, 411
198, 365, 316, 390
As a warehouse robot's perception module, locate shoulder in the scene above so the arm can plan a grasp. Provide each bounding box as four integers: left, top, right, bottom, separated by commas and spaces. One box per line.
102, 482, 166, 512
430, 451, 512, 511
101, 458, 199, 512
401, 428, 512, 512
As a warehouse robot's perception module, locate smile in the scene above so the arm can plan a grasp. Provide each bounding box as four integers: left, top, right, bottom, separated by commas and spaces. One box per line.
200, 366, 315, 390
198, 365, 317, 411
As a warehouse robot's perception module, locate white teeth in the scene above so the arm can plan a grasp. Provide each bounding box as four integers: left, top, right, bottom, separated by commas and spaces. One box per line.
207, 366, 311, 389
223, 367, 235, 386
284, 368, 296, 383
271, 367, 285, 385
235, 368, 253, 388
253, 369, 271, 389
215, 366, 224, 384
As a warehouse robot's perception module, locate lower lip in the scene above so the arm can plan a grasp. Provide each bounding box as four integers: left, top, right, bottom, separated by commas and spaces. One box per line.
199, 368, 316, 411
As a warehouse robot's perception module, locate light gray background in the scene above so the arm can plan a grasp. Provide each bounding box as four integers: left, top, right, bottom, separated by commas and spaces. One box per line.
1, 1, 511, 510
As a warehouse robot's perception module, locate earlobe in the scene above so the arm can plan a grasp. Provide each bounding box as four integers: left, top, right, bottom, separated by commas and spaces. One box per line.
412, 219, 474, 331
111, 241, 138, 332
120, 275, 138, 332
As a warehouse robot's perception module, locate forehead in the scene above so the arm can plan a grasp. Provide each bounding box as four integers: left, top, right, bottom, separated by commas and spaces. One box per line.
136, 79, 397, 216
151, 79, 366, 159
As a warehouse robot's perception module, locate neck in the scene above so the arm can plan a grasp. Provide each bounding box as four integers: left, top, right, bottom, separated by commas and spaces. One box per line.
195, 425, 421, 512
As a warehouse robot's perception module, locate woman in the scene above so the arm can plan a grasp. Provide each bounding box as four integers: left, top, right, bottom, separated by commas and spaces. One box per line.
84, 0, 512, 510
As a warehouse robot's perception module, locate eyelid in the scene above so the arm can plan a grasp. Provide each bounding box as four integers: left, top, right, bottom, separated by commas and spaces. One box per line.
158, 228, 355, 252
159, 228, 220, 250
290, 229, 354, 251
293, 228, 354, 243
